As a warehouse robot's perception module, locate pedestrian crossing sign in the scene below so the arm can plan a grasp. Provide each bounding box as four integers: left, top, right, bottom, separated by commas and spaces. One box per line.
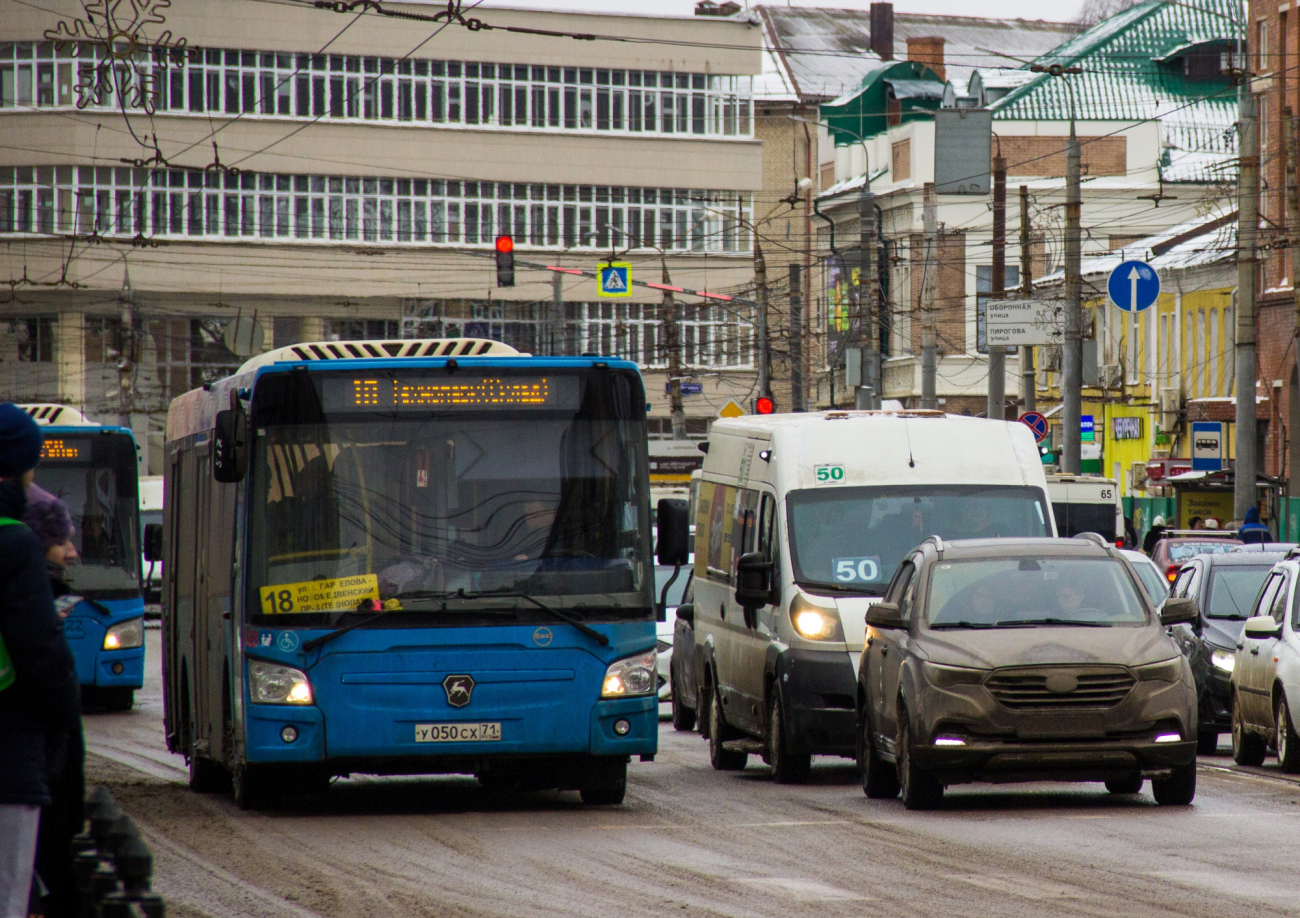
598, 262, 632, 298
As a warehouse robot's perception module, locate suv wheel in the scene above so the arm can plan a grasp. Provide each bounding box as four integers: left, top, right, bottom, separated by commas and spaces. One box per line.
1231, 693, 1266, 766
1276, 695, 1300, 773
768, 689, 811, 784
670, 677, 696, 732
708, 685, 748, 771
1151, 761, 1196, 805
1196, 731, 1219, 756
1104, 774, 1143, 794
859, 709, 899, 799
897, 712, 943, 810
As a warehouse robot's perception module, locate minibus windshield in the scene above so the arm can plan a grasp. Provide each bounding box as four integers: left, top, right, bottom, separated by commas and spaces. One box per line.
32, 432, 141, 599
786, 485, 1050, 594
246, 367, 654, 626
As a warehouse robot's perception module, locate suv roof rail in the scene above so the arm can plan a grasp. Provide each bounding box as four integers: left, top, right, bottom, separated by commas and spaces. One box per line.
1287, 546, 1300, 561
1073, 532, 1109, 548
922, 534, 944, 555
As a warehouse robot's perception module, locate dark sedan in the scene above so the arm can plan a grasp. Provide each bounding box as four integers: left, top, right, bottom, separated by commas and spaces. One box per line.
857, 536, 1199, 809
1168, 551, 1289, 753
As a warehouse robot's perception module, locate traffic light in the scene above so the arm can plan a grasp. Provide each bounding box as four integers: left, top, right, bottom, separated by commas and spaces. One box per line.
495, 235, 514, 287
754, 395, 775, 415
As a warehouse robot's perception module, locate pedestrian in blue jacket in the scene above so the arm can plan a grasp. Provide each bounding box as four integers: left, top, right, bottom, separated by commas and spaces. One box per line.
1238, 506, 1272, 545
0, 404, 80, 918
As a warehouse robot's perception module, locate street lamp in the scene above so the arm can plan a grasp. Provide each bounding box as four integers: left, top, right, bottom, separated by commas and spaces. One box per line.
789, 114, 881, 410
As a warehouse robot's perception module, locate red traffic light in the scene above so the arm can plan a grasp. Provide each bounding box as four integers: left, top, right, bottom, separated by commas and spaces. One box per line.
495, 234, 514, 254
755, 396, 775, 415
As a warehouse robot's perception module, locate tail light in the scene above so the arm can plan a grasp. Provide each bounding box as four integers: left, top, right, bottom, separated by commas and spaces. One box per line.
1166, 565, 1179, 583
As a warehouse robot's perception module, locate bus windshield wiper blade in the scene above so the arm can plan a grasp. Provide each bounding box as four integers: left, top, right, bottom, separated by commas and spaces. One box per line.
802, 582, 886, 597
301, 601, 403, 652
389, 588, 611, 646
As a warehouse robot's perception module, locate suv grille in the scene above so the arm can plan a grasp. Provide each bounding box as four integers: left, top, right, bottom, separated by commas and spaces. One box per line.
985, 668, 1136, 710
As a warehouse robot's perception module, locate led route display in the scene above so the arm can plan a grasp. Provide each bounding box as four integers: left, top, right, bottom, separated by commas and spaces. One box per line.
322, 375, 580, 411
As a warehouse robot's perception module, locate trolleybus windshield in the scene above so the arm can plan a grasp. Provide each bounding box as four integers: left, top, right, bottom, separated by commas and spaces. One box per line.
32, 432, 141, 599
246, 367, 654, 626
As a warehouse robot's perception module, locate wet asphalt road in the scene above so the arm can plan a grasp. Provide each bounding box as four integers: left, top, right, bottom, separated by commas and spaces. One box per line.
83, 631, 1300, 918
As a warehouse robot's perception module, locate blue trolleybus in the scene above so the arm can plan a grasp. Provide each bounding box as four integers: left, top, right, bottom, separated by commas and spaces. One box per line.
161, 338, 675, 808
22, 404, 146, 710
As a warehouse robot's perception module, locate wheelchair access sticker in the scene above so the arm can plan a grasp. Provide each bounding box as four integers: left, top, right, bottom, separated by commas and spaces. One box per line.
832, 557, 882, 583
259, 575, 380, 614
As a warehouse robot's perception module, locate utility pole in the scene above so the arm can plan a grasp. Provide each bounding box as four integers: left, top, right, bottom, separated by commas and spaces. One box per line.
755, 242, 770, 399
1062, 122, 1083, 474
1020, 184, 1035, 412
790, 263, 803, 411
920, 184, 938, 410
661, 256, 686, 440
551, 272, 564, 356
988, 152, 1007, 421
859, 181, 879, 409
1235, 90, 1259, 519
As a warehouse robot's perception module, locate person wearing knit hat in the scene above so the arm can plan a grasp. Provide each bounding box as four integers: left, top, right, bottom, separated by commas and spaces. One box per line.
23, 485, 77, 568
0, 404, 79, 918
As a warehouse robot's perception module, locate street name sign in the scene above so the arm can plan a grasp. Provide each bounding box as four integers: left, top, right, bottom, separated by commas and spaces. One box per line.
986, 299, 1065, 347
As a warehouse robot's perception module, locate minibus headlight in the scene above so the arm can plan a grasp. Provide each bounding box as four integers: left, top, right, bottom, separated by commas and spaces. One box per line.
102, 617, 143, 651
789, 595, 844, 641
601, 651, 658, 698
249, 661, 314, 705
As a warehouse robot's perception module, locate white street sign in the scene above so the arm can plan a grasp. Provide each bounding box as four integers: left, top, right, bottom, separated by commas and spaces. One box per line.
986, 299, 1065, 347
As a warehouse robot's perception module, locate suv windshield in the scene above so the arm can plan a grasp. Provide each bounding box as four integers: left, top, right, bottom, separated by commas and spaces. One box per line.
246, 367, 653, 626
1206, 566, 1273, 619
927, 557, 1148, 628
786, 485, 1050, 594
32, 432, 140, 599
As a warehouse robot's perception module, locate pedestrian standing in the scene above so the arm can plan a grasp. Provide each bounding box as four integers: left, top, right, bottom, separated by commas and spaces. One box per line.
0, 404, 80, 918
1238, 507, 1272, 545
1142, 515, 1167, 555
24, 485, 84, 918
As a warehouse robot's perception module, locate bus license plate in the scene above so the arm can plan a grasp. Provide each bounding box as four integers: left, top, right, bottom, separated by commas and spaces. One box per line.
415, 723, 502, 743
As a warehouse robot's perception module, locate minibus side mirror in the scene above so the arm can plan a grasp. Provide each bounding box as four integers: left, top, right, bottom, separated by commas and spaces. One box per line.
734, 551, 774, 609
656, 499, 690, 566
213, 406, 248, 483
675, 602, 694, 626
143, 523, 163, 562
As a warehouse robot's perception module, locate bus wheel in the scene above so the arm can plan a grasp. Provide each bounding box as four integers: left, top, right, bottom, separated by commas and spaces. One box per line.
188, 742, 229, 794
233, 764, 280, 811
579, 757, 627, 805
102, 688, 134, 712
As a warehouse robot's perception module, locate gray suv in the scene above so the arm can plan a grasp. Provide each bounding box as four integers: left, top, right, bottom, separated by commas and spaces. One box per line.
856, 536, 1199, 809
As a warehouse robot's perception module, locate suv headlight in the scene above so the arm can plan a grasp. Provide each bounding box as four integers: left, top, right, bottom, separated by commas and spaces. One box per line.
789, 595, 845, 641
249, 660, 313, 705
921, 661, 986, 688
1210, 649, 1235, 673
102, 617, 143, 650
601, 650, 658, 698
1136, 657, 1184, 683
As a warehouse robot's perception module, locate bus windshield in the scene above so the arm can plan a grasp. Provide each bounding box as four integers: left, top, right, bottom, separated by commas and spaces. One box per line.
786, 484, 1051, 594
32, 431, 140, 599
246, 367, 653, 626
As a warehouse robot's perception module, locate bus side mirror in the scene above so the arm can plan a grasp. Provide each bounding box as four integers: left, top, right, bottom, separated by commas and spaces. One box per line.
656, 499, 690, 566
213, 407, 248, 483
143, 523, 163, 562
734, 551, 774, 609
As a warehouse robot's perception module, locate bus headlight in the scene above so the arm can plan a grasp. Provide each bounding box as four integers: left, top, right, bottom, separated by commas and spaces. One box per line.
249, 661, 314, 705
102, 617, 143, 651
789, 595, 844, 641
601, 651, 658, 698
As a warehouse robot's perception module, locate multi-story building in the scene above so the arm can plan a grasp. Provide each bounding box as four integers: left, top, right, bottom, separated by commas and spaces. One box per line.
0, 0, 762, 469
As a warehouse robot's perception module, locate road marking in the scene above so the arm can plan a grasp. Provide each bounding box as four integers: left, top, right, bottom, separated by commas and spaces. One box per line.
950, 874, 1083, 899
86, 740, 187, 782
599, 819, 852, 830
738, 878, 868, 900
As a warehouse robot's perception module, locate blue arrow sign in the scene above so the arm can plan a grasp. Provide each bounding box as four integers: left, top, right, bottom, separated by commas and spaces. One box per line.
1107, 260, 1160, 312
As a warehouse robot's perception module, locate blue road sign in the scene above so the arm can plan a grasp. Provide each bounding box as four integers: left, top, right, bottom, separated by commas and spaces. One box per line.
1107, 260, 1160, 312
1081, 414, 1095, 442
666, 382, 703, 395
1020, 411, 1049, 443
597, 262, 632, 298
1191, 421, 1224, 471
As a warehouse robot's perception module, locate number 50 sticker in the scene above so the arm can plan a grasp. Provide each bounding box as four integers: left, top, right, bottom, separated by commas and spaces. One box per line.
814, 464, 845, 484
834, 556, 881, 583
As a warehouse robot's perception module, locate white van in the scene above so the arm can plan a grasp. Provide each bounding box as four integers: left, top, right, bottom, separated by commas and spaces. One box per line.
1045, 475, 1123, 546
689, 410, 1054, 782
139, 474, 163, 606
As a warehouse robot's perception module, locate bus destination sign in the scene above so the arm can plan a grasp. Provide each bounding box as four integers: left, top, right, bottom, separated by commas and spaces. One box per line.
325, 375, 579, 411
40, 438, 85, 460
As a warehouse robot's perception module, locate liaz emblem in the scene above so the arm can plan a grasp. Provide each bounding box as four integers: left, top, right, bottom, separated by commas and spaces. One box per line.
443, 674, 475, 708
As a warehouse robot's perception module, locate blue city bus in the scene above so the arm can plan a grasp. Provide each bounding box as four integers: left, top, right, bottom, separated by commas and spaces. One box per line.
22, 404, 146, 710
161, 338, 672, 809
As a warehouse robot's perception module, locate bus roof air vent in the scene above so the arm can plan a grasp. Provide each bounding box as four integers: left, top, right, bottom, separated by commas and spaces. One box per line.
236, 338, 525, 373
18, 404, 97, 427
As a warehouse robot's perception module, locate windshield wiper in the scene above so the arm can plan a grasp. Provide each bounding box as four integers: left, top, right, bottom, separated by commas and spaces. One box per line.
993, 617, 1111, 628
1208, 614, 1249, 621
803, 582, 886, 597
388, 588, 610, 646
928, 621, 997, 630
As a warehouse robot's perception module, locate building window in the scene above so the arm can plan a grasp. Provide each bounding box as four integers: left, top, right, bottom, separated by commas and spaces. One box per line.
2, 317, 54, 362
0, 165, 753, 254
0, 42, 753, 140
891, 139, 911, 181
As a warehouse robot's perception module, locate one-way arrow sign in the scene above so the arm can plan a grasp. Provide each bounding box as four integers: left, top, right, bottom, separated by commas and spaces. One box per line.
1107, 260, 1159, 312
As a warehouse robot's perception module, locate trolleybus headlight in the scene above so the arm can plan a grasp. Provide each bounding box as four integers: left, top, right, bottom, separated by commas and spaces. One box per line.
249, 661, 314, 705
601, 651, 658, 698
102, 617, 144, 651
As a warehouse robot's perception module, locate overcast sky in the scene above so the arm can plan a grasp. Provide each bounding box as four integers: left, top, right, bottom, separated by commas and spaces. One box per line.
476, 0, 1082, 25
